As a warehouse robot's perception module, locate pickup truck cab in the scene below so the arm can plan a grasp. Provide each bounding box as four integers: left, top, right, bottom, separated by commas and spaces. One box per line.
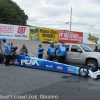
54, 43, 100, 70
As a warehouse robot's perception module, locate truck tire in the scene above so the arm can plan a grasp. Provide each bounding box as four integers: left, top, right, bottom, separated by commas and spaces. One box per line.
86, 59, 98, 71
79, 67, 89, 77
0, 53, 4, 63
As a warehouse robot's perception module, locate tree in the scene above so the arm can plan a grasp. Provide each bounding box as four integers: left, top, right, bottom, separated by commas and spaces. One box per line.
0, 0, 28, 25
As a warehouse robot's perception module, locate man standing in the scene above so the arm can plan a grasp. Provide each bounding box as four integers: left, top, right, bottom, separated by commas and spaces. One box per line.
57, 42, 67, 63
94, 46, 99, 52
47, 43, 56, 61
38, 44, 44, 59
4, 42, 12, 66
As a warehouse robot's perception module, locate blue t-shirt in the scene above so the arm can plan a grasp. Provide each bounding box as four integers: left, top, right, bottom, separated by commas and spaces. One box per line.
4, 44, 11, 55
38, 46, 44, 54
48, 47, 56, 56
57, 46, 67, 56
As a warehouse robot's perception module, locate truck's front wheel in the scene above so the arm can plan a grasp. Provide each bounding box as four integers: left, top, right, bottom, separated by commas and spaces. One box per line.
86, 59, 98, 71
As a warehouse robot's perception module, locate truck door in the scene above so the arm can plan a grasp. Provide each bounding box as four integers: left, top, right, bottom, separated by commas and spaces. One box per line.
65, 45, 70, 63
67, 45, 85, 64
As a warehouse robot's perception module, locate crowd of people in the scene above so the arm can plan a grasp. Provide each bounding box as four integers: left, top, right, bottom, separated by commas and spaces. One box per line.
38, 42, 67, 63
4, 42, 28, 66
4, 42, 67, 66
5, 42, 99, 66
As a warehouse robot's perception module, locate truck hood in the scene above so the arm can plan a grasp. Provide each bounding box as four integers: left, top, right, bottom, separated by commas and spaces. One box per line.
85, 52, 100, 56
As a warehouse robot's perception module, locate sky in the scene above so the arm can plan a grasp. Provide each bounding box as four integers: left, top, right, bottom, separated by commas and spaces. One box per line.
13, 0, 100, 34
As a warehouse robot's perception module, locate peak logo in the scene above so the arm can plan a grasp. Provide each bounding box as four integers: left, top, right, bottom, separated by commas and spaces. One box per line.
21, 59, 39, 66
17, 26, 26, 34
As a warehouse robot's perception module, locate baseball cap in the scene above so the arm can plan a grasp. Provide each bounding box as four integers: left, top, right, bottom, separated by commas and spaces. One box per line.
62, 42, 65, 44
23, 44, 25, 46
39, 44, 42, 46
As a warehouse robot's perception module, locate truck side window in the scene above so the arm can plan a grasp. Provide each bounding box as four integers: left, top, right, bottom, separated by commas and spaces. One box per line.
71, 45, 81, 52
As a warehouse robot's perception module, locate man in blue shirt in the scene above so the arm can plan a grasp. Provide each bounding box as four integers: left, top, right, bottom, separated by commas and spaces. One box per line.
4, 42, 12, 66
47, 43, 56, 61
57, 42, 67, 63
38, 44, 44, 59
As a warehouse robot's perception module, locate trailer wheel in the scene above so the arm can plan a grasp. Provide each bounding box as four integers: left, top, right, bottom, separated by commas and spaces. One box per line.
79, 67, 89, 77
0, 53, 4, 63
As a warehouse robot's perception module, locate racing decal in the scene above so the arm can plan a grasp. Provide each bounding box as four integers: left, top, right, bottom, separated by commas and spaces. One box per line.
67, 67, 74, 72
21, 59, 39, 66
46, 65, 53, 68
57, 66, 63, 70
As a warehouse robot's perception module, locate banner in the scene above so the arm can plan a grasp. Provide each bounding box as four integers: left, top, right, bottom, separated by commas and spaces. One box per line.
38, 27, 58, 42
28, 26, 39, 41
83, 33, 100, 44
59, 30, 83, 44
0, 24, 29, 40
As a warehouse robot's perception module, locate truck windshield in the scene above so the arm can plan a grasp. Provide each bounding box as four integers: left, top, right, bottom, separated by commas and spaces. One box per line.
80, 45, 93, 52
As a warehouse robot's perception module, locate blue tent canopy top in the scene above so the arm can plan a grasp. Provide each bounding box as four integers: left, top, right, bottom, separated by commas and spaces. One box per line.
0, 38, 6, 43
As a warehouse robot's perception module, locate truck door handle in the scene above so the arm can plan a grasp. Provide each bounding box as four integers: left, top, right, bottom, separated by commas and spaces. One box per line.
70, 53, 73, 55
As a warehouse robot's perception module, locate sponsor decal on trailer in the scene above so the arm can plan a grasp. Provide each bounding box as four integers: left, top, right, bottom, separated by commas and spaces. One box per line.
67, 67, 75, 72
46, 65, 53, 68
21, 59, 39, 66
57, 66, 63, 70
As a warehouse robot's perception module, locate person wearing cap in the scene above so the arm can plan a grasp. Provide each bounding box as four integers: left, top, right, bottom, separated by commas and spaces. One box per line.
4, 42, 12, 66
20, 44, 28, 55
47, 43, 56, 61
57, 42, 67, 63
38, 44, 44, 59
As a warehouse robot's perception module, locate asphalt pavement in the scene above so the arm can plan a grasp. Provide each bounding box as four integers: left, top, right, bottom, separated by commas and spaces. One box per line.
0, 63, 100, 100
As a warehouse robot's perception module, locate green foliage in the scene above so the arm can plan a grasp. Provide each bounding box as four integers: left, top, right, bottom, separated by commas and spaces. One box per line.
0, 0, 28, 25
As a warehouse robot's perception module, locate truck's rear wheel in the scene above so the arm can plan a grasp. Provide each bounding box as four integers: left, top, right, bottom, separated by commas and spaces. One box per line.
86, 59, 98, 71
0, 53, 4, 63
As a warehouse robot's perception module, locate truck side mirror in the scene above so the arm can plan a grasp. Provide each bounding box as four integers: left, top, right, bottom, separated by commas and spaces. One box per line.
77, 49, 82, 53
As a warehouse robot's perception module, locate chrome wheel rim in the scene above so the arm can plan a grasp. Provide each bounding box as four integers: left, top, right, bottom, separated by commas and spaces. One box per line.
80, 68, 87, 76
87, 61, 96, 70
